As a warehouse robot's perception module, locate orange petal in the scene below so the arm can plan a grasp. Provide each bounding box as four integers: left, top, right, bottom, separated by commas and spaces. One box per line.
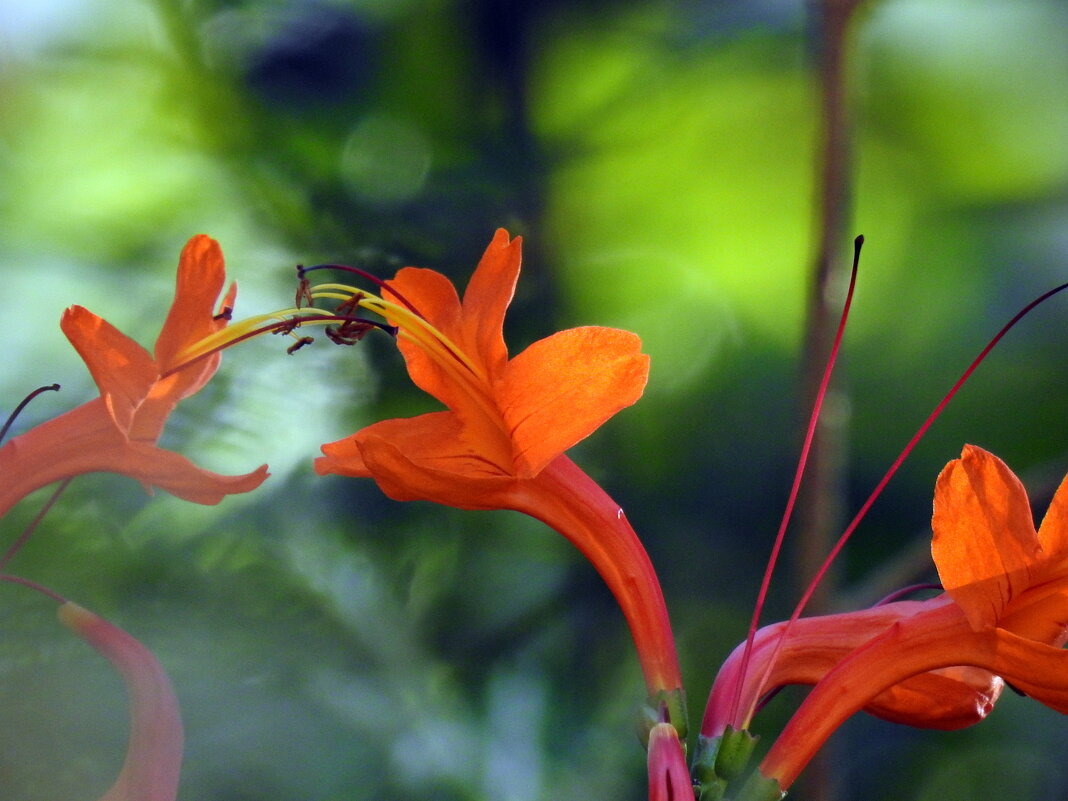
154, 236, 232, 404
390, 267, 469, 408
500, 326, 650, 477
325, 411, 512, 481
327, 414, 518, 509
61, 306, 156, 432
315, 433, 373, 478
0, 400, 133, 517
0, 400, 267, 514
59, 602, 183, 801
459, 228, 520, 376
120, 442, 269, 504
998, 576, 1068, 645
865, 665, 1002, 729
154, 235, 227, 368
988, 627, 1068, 713
931, 444, 1039, 630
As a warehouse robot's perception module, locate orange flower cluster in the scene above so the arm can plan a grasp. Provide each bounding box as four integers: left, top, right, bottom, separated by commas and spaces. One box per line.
8, 229, 1066, 801
0, 236, 268, 516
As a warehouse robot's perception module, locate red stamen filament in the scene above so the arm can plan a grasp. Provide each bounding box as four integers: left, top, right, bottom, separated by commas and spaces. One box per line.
727, 236, 863, 728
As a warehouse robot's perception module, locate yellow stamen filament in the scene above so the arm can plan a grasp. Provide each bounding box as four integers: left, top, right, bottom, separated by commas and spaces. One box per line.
173, 308, 308, 364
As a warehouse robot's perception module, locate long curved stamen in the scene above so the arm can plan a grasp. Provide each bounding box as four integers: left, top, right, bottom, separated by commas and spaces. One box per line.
0, 384, 61, 445
748, 278, 1068, 725
727, 236, 862, 729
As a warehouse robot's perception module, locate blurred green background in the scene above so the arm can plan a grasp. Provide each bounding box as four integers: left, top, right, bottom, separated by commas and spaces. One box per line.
2, 0, 1068, 799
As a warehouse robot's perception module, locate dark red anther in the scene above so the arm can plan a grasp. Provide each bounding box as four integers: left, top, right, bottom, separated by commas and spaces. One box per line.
272, 318, 303, 336
213, 306, 233, 321
295, 276, 314, 309
336, 293, 366, 318
286, 336, 315, 355
325, 321, 373, 346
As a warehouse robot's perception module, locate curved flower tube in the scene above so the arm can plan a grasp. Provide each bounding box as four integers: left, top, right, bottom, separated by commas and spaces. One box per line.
59, 602, 183, 801
0, 236, 268, 517
702, 600, 1002, 739
750, 445, 1068, 793
314, 230, 683, 701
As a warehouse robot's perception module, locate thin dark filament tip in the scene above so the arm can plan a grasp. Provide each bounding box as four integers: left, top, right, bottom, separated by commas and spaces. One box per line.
728, 236, 862, 727
791, 279, 1068, 625
0, 384, 61, 445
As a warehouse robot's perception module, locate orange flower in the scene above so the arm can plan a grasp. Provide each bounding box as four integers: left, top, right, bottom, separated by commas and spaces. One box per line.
315, 229, 649, 499
0, 236, 268, 518
313, 230, 684, 702
750, 445, 1068, 793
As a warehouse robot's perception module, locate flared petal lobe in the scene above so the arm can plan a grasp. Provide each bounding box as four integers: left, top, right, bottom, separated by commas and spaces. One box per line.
1038, 467, 1068, 558
61, 308, 158, 433
154, 234, 228, 371
460, 227, 520, 375
319, 412, 517, 508
934, 445, 1068, 645
932, 444, 1040, 630
500, 327, 648, 476
389, 266, 470, 409
59, 602, 183, 801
